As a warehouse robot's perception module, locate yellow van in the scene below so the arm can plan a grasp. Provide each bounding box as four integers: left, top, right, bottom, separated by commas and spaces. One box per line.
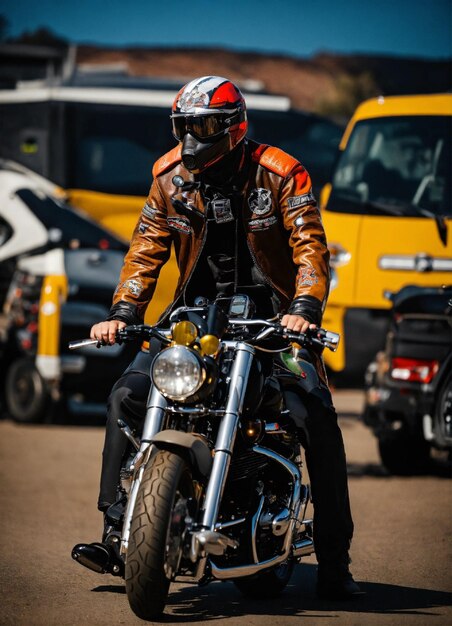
320, 93, 452, 379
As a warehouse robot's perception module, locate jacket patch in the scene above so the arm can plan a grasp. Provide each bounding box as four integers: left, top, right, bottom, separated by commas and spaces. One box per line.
248, 215, 277, 231
248, 188, 273, 215
211, 196, 234, 224
138, 221, 149, 233
297, 267, 318, 287
142, 202, 158, 220
121, 279, 144, 297
167, 216, 192, 234
287, 192, 316, 210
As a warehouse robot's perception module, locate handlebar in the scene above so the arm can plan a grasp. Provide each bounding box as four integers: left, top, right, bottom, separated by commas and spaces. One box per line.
69, 320, 340, 352
68, 324, 171, 351
227, 318, 340, 351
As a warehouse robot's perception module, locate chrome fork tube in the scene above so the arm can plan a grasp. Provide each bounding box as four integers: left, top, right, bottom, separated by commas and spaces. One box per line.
121, 386, 167, 554
141, 386, 168, 442
201, 343, 255, 531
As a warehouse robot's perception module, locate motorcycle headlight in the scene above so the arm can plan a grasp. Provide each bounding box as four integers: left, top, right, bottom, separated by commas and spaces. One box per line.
151, 345, 206, 401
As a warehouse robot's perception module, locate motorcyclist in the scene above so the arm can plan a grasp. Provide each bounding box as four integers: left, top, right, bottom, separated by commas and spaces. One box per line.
73, 76, 361, 600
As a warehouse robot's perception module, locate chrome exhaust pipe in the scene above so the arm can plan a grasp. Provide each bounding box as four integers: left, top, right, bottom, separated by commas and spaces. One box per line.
211, 550, 290, 580
210, 533, 314, 580
209, 445, 305, 581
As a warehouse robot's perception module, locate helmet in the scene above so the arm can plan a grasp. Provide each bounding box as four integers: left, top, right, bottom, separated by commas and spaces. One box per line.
171, 76, 248, 173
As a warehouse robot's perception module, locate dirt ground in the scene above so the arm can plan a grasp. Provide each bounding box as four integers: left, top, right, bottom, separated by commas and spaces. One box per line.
0, 390, 451, 626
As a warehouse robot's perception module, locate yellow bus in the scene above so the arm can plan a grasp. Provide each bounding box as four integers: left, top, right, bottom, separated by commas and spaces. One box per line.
0, 77, 342, 322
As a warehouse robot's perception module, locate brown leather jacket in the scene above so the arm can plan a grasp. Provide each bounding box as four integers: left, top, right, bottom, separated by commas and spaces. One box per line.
109, 139, 330, 326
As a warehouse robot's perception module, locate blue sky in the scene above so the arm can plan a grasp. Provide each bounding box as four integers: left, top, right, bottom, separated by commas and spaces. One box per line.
2, 0, 452, 59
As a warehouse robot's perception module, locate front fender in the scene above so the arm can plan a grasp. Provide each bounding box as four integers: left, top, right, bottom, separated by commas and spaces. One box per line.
151, 430, 212, 478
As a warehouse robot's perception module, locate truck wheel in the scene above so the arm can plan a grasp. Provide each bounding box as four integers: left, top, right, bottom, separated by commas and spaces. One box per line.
378, 426, 430, 475
435, 373, 452, 446
5, 358, 49, 423
125, 449, 194, 620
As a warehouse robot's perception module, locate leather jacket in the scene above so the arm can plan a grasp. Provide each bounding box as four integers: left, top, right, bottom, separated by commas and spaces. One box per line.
109, 139, 330, 327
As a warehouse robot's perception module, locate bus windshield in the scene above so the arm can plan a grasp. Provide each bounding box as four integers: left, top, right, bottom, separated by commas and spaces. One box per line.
328, 116, 452, 217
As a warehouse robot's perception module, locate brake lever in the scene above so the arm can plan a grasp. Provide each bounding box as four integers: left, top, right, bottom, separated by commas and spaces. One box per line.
276, 326, 340, 352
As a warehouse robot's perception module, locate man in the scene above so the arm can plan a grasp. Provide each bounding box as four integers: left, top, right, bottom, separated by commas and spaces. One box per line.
73, 76, 360, 600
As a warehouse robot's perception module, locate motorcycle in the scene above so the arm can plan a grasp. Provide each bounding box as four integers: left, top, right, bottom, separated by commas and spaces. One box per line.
70, 294, 339, 619
363, 285, 452, 474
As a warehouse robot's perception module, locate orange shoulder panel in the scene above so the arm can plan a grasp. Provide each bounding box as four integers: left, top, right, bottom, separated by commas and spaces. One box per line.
152, 144, 182, 178
258, 146, 301, 178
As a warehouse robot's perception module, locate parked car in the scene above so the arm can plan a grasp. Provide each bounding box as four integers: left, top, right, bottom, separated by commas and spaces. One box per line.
0, 161, 137, 422
320, 93, 452, 381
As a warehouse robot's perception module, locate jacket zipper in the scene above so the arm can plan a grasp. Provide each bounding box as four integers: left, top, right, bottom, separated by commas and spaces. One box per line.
157, 198, 209, 323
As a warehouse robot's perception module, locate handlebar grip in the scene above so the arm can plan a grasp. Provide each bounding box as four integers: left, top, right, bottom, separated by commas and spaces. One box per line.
317, 329, 340, 352
281, 327, 340, 352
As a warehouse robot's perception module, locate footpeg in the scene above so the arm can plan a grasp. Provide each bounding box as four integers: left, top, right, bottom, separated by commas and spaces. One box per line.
71, 542, 124, 577
293, 519, 314, 558
190, 530, 239, 562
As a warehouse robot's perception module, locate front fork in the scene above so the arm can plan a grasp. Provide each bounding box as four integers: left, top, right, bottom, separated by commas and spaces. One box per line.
200, 343, 255, 530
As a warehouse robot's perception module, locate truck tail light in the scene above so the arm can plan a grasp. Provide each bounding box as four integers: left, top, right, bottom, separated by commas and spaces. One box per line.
390, 357, 439, 384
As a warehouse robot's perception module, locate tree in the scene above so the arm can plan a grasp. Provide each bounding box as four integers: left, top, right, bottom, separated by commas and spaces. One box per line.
316, 71, 380, 122
9, 26, 67, 48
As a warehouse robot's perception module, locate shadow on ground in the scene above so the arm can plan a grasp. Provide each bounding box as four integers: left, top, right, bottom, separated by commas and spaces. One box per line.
347, 458, 451, 479
92, 564, 451, 622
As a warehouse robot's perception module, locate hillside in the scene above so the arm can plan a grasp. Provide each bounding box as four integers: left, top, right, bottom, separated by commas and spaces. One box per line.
76, 45, 452, 120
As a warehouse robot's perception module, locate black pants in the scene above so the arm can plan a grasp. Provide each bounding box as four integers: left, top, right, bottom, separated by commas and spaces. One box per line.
98, 351, 354, 566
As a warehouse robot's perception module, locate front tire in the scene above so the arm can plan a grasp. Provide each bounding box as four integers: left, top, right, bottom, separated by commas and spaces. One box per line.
125, 449, 194, 620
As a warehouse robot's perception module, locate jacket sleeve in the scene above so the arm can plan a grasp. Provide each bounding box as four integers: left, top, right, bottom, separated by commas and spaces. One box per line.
108, 178, 173, 323
280, 165, 330, 325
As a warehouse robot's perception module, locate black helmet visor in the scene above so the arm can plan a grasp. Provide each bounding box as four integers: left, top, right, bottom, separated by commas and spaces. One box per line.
171, 109, 244, 141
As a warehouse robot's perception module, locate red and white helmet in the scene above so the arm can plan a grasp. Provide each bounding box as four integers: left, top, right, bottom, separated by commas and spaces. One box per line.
171, 76, 248, 172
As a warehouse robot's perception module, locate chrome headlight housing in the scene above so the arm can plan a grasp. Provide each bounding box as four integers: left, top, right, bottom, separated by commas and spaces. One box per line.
151, 345, 206, 401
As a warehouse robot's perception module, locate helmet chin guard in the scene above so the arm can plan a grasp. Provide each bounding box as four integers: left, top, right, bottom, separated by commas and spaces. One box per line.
171, 76, 247, 173
181, 133, 231, 173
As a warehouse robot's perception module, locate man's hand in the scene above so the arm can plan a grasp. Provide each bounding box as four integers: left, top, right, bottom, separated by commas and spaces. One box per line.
281, 314, 317, 335
90, 320, 126, 345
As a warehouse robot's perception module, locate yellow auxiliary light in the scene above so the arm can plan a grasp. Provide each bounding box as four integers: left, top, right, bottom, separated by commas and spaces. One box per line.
172, 320, 198, 346
199, 334, 220, 356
